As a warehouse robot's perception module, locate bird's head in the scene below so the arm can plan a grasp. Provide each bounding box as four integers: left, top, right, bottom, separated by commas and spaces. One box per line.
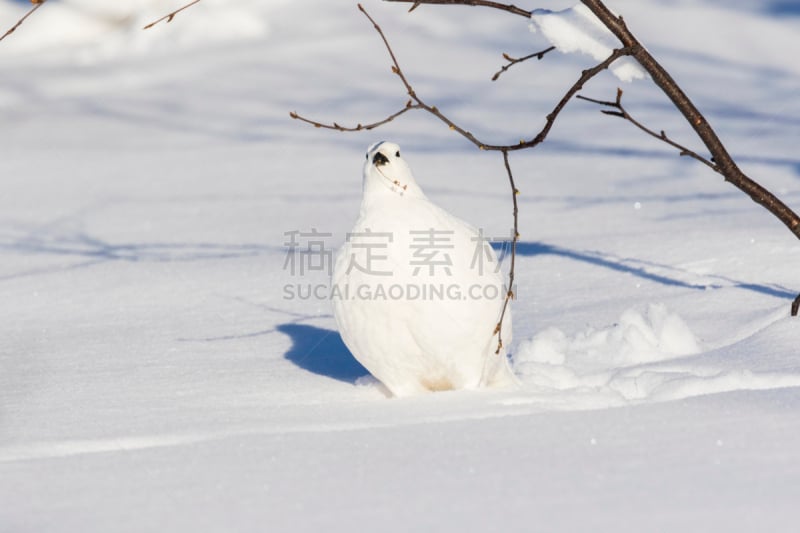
362, 141, 423, 199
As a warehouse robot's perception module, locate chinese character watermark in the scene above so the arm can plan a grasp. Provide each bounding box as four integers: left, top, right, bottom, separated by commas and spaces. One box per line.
281, 227, 515, 300
345, 229, 394, 276
283, 228, 334, 276
409, 228, 454, 276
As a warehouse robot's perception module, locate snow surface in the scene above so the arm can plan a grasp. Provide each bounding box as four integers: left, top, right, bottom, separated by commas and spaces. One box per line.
1, 0, 800, 531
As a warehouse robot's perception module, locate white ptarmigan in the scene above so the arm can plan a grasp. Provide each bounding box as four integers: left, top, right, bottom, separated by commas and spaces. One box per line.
331, 141, 517, 397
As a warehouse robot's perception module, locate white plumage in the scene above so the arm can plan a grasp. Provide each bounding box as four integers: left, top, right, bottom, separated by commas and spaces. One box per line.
331, 141, 517, 397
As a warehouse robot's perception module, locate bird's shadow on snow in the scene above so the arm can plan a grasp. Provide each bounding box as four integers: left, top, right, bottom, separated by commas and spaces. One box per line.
277, 323, 369, 383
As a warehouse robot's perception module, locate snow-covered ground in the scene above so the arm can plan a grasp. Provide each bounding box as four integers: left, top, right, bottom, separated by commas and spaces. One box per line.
1, 0, 799, 531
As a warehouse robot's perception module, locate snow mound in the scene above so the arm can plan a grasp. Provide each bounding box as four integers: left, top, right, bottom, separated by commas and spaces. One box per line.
517, 303, 701, 370
514, 304, 800, 404
529, 3, 647, 82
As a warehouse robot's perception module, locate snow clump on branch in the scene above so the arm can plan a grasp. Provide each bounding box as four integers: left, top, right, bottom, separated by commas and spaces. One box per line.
529, 3, 647, 82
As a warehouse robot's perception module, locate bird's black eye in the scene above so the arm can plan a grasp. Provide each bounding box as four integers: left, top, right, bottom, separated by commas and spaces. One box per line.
395, 151, 400, 157
365, 153, 369, 160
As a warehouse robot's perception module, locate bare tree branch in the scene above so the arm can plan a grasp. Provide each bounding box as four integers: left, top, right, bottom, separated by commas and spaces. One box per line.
385, 0, 531, 17
290, 4, 487, 149
494, 149, 519, 354
578, 0, 800, 244
0, 0, 47, 43
389, 1, 800, 237
290, 102, 423, 131
143, 0, 202, 30
491, 46, 555, 81
293, 5, 628, 154
577, 89, 718, 172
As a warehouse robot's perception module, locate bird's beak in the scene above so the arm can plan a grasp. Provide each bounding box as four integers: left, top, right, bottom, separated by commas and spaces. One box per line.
372, 152, 389, 167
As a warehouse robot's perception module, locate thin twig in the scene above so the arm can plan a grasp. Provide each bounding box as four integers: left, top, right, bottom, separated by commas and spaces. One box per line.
494, 149, 519, 354
492, 46, 555, 81
290, 102, 422, 131
0, 0, 47, 43
292, 4, 492, 150
384, 0, 531, 18
577, 89, 718, 172
143, 0, 201, 30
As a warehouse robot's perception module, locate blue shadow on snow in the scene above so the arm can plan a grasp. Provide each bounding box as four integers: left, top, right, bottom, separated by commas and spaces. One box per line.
277, 323, 368, 383
766, 1, 800, 16
493, 240, 797, 300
